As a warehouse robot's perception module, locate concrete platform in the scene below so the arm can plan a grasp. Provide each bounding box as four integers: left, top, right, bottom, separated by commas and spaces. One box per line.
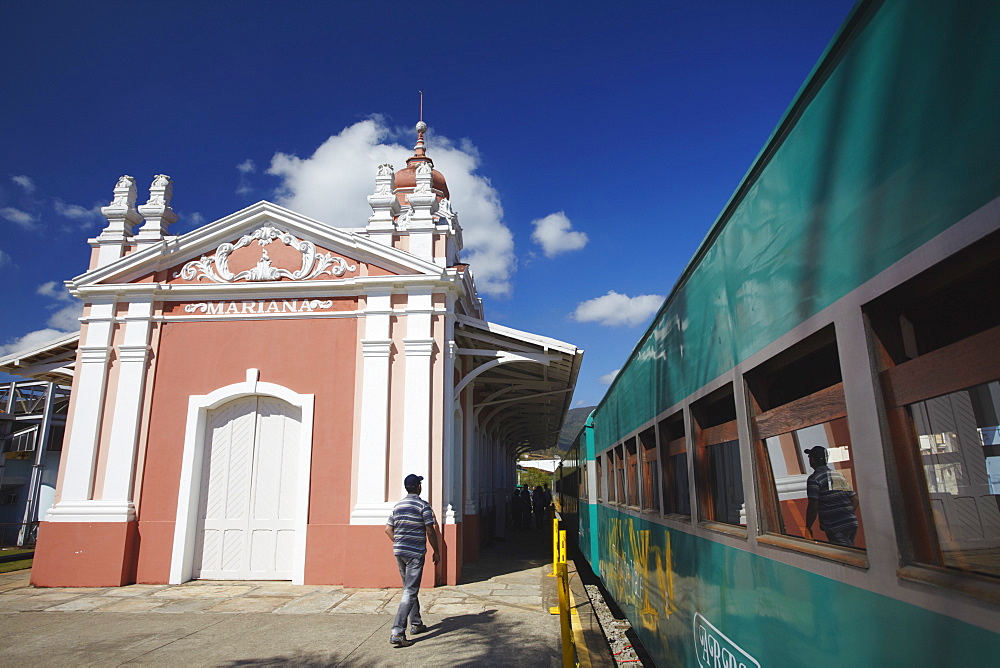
0, 525, 613, 667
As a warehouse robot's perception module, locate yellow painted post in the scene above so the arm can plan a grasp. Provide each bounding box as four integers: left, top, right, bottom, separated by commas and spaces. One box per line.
558, 561, 574, 668
559, 529, 567, 564
549, 517, 559, 576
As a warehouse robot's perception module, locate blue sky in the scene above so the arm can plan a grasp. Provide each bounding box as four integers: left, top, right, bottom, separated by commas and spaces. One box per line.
0, 0, 855, 406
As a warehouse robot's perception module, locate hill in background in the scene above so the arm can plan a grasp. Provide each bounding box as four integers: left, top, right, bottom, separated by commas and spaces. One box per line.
557, 406, 596, 451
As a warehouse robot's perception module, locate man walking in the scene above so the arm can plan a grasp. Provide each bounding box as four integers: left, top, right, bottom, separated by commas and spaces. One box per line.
385, 474, 440, 647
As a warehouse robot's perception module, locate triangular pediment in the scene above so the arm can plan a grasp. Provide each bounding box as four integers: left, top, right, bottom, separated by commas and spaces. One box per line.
73, 201, 445, 288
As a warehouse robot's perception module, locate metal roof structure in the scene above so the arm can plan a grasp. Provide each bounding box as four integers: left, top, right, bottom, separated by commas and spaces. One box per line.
454, 314, 582, 454
0, 332, 78, 384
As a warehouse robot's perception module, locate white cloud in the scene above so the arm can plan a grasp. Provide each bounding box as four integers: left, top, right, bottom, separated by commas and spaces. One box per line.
37, 281, 71, 301
572, 291, 664, 327
531, 211, 588, 258
0, 248, 10, 267
0, 282, 83, 356
11, 175, 35, 193
53, 199, 102, 225
46, 303, 83, 331
0, 329, 68, 356
37, 280, 82, 330
187, 212, 206, 226
1, 206, 39, 230
267, 118, 515, 297
236, 160, 256, 196
597, 369, 620, 385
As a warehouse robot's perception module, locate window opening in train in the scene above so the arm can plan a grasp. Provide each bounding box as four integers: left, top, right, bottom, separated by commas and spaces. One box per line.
866, 231, 1000, 581
658, 411, 691, 518
640, 426, 660, 514
626, 437, 640, 507
692, 384, 746, 530
596, 455, 604, 503
746, 326, 865, 553
615, 443, 627, 507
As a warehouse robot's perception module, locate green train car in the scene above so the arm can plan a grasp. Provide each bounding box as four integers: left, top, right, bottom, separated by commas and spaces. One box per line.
556, 1, 1000, 664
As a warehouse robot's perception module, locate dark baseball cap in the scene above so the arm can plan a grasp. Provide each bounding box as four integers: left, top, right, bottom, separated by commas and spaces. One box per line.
804, 446, 827, 457
404, 474, 424, 488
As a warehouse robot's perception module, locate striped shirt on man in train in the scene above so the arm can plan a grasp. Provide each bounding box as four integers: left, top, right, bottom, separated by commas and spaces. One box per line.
385, 474, 440, 647
804, 446, 859, 547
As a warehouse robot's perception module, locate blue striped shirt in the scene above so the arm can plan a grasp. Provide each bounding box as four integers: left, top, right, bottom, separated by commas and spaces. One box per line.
387, 494, 436, 558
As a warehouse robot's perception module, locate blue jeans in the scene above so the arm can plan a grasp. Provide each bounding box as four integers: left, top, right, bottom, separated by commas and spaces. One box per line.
392, 553, 425, 636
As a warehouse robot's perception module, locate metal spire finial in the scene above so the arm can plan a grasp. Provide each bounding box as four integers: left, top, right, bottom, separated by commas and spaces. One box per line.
414, 91, 428, 157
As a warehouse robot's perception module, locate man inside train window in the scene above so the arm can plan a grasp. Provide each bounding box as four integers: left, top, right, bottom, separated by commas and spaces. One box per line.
804, 446, 859, 546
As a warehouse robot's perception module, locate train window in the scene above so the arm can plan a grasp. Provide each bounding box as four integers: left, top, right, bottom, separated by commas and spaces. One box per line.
615, 443, 627, 506
866, 231, 1000, 584
626, 437, 639, 507
605, 451, 616, 503
746, 327, 866, 555
658, 412, 691, 518
692, 384, 745, 530
596, 456, 604, 502
639, 427, 660, 514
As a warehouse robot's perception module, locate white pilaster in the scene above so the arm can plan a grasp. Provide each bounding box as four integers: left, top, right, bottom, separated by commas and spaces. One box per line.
351, 290, 394, 524
442, 298, 460, 516
47, 300, 116, 520
99, 297, 154, 520
401, 289, 434, 484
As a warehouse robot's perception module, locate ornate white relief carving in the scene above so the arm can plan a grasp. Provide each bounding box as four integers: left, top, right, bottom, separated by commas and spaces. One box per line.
109, 175, 137, 208
397, 206, 413, 230
373, 163, 396, 195
413, 161, 433, 194
105, 174, 136, 209
175, 225, 357, 283
146, 174, 172, 207
437, 198, 456, 220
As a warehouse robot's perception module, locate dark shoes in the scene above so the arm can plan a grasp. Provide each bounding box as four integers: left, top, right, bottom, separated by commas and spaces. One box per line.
389, 635, 413, 647
410, 623, 430, 634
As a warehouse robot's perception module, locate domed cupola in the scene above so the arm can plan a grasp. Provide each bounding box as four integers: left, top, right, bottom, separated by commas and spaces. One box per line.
392, 120, 450, 203
365, 116, 463, 268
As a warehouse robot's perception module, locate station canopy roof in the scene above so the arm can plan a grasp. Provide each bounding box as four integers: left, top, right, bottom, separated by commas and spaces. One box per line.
453, 314, 583, 454
0, 332, 78, 384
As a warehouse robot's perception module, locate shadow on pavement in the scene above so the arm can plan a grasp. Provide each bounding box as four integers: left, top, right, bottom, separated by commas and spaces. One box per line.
218, 610, 559, 667
458, 521, 553, 584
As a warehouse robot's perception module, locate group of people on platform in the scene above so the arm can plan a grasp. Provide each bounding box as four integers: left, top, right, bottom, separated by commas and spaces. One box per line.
510, 484, 552, 530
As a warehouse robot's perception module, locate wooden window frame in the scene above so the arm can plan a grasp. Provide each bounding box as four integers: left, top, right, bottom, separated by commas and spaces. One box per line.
615, 443, 627, 507
748, 379, 869, 567
639, 426, 660, 515
692, 385, 747, 537
874, 322, 1000, 574
658, 412, 691, 519
598, 448, 615, 503
625, 437, 639, 508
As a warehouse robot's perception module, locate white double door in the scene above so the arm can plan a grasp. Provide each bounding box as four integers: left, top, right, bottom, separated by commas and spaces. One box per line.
193, 395, 301, 580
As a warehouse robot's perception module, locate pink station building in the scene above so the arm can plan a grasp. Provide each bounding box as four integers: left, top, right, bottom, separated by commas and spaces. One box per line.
2, 123, 582, 589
